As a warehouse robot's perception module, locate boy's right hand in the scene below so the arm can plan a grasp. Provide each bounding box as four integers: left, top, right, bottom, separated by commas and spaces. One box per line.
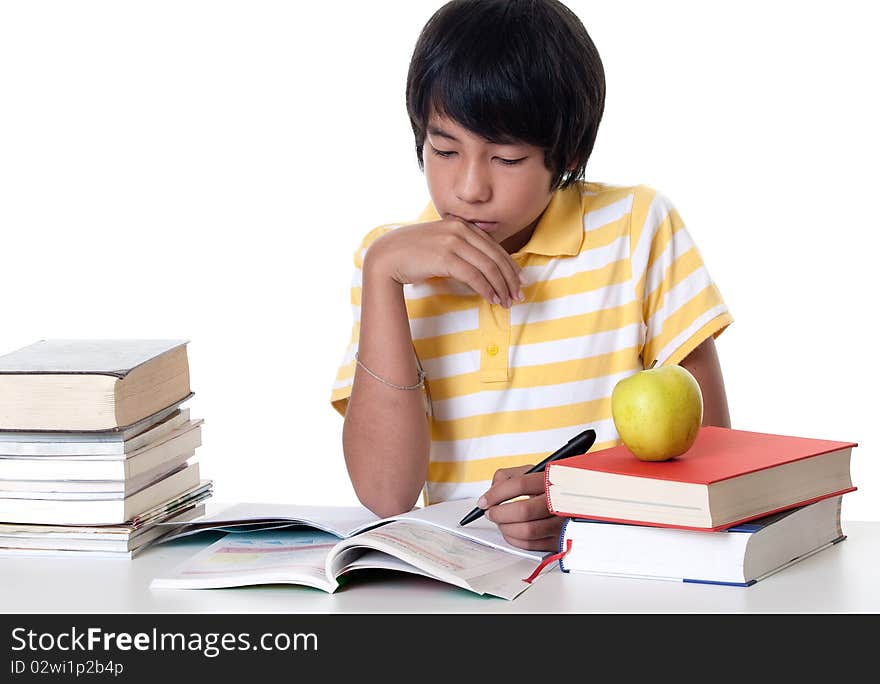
363, 216, 527, 308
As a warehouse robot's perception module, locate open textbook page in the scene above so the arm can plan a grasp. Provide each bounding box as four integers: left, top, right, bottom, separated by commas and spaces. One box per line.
150, 499, 547, 599
155, 501, 382, 540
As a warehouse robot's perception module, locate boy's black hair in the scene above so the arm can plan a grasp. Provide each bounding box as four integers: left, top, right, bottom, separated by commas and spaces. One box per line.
406, 0, 606, 190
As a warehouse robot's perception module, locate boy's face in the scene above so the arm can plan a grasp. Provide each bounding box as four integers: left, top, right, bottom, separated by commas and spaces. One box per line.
423, 112, 556, 253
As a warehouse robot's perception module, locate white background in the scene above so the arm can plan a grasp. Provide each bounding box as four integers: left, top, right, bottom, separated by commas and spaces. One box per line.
1, 1, 876, 519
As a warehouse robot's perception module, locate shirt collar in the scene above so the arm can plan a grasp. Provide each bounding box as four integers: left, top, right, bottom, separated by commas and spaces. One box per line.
416, 183, 584, 257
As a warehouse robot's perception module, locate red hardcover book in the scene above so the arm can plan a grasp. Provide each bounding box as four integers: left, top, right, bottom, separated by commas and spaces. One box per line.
544, 426, 857, 531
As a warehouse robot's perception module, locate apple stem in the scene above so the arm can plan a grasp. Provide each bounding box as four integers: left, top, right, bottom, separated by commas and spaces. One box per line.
648, 359, 658, 369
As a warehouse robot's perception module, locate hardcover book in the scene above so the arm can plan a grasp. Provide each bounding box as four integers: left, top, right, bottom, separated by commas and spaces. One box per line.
0, 418, 203, 481
0, 488, 211, 557
0, 465, 206, 525
558, 495, 846, 586
0, 339, 192, 431
545, 426, 857, 531
0, 404, 191, 456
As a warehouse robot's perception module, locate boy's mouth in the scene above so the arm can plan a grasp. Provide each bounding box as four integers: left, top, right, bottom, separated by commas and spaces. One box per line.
446, 213, 500, 233
465, 219, 499, 232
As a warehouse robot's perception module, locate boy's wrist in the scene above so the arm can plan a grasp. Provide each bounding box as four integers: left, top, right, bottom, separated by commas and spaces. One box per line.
363, 246, 403, 288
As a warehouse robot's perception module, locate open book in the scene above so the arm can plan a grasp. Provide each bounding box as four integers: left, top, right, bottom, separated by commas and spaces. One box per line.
150, 499, 549, 600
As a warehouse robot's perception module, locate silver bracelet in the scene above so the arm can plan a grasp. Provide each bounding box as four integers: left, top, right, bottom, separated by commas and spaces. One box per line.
355, 353, 426, 390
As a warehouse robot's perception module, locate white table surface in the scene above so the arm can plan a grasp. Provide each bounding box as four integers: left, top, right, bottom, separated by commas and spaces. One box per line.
2, 521, 878, 614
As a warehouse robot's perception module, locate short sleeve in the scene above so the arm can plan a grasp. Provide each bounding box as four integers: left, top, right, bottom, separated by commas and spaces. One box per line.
629, 186, 733, 368
329, 224, 398, 417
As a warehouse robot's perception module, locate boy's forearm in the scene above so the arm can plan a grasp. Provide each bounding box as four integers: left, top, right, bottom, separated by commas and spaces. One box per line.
342, 254, 430, 518
679, 337, 731, 428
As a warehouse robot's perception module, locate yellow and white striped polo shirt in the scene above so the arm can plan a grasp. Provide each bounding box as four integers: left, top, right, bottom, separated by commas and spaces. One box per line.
331, 181, 732, 505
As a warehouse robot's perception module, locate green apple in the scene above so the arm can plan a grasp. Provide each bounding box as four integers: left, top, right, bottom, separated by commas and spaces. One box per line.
611, 365, 703, 461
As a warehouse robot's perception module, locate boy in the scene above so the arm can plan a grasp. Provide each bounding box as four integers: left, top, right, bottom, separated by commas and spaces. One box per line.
331, 0, 732, 551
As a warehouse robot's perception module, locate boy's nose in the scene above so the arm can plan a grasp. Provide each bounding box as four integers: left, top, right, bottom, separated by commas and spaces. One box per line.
454, 162, 492, 204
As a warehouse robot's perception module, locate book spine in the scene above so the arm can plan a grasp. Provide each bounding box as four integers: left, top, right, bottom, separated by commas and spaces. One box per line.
558, 517, 571, 573
544, 468, 555, 514
682, 578, 755, 587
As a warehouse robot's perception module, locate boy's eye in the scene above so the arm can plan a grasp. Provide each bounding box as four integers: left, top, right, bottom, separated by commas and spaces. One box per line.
430, 146, 456, 158
429, 146, 526, 166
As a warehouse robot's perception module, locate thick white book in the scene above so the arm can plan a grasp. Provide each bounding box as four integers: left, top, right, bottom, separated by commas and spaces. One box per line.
558, 495, 846, 586
0, 419, 202, 481
0, 339, 191, 431
0, 485, 211, 537
0, 465, 205, 525
0, 503, 208, 557
0, 461, 196, 499
150, 499, 548, 600
0, 406, 191, 456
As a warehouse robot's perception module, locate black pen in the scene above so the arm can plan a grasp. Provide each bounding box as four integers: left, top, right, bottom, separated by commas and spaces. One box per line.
458, 427, 597, 527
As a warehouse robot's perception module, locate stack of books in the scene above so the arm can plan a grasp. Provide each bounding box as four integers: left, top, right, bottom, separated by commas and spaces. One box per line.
0, 339, 212, 558
544, 426, 858, 586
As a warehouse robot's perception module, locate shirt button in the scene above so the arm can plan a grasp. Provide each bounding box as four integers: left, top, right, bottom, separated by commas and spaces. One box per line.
486, 344, 499, 356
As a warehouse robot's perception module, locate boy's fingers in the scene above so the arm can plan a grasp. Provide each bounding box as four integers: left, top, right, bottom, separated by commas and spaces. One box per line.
480, 471, 545, 508
460, 228, 524, 302
484, 494, 551, 525
455, 215, 521, 270
496, 515, 563, 542
445, 254, 501, 305
500, 534, 559, 552
454, 242, 516, 307
446, 216, 524, 303
490, 464, 532, 486
440, 239, 505, 305
461, 229, 525, 303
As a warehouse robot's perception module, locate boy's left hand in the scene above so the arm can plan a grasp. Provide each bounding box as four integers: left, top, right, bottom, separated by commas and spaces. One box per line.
479, 465, 563, 551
